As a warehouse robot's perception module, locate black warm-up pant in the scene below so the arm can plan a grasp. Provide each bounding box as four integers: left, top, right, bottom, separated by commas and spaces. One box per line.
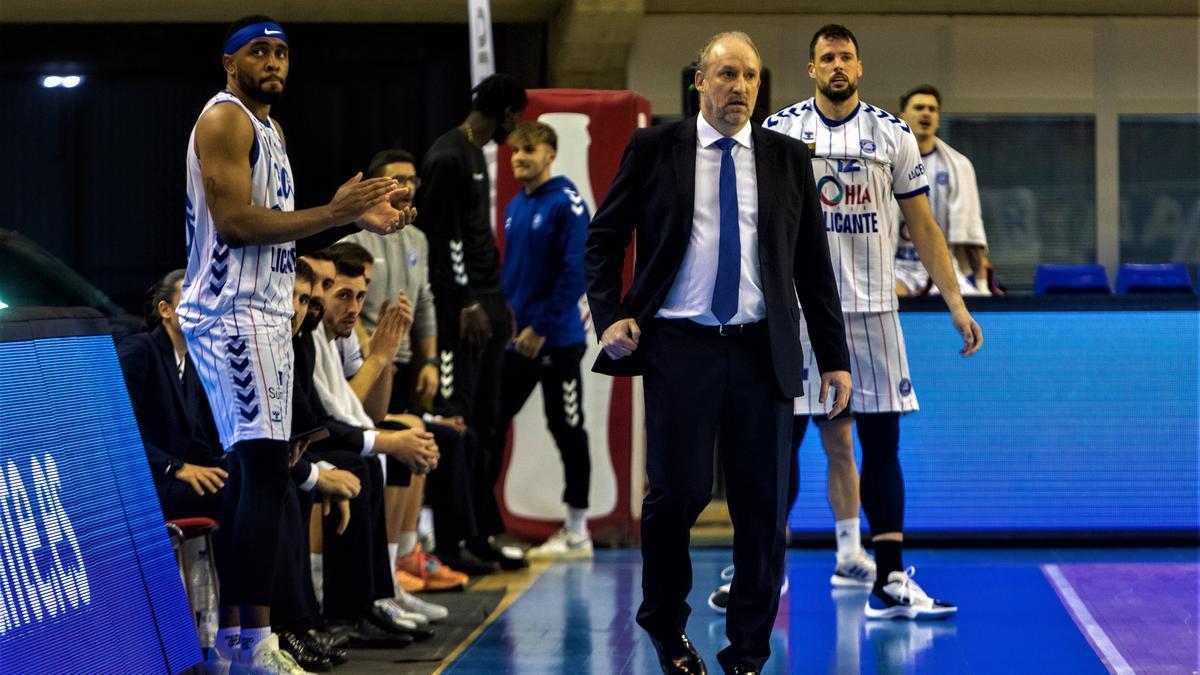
216, 439, 291, 608
636, 320, 791, 673
434, 290, 510, 538
271, 480, 321, 631
307, 449, 392, 621
490, 344, 591, 510
425, 424, 481, 551
788, 412, 904, 536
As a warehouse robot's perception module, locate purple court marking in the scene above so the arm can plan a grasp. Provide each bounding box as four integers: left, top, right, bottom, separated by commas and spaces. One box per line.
1044, 563, 1199, 675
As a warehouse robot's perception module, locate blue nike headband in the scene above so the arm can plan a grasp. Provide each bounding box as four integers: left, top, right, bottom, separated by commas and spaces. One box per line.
223, 22, 288, 56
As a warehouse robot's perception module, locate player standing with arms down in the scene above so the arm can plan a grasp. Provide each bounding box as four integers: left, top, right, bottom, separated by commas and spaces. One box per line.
179, 15, 411, 672
766, 24, 982, 620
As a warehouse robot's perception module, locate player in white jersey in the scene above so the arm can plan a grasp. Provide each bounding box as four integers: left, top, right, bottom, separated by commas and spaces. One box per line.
893, 84, 995, 297
181, 15, 414, 673
767, 24, 982, 621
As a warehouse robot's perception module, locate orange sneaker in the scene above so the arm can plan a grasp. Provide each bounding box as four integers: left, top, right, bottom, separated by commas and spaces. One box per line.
394, 568, 425, 593
396, 544, 468, 591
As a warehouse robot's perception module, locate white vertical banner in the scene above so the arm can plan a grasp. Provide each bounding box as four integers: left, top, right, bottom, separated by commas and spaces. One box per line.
468, 0, 500, 234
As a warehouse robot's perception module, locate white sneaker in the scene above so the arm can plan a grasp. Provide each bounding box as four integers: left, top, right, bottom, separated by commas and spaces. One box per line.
865, 567, 957, 620
393, 587, 449, 622
831, 549, 877, 588
234, 634, 312, 675
204, 647, 233, 675
525, 528, 593, 560
375, 597, 429, 627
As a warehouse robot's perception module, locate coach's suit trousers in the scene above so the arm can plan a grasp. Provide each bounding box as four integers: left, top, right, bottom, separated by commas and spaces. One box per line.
636, 319, 791, 667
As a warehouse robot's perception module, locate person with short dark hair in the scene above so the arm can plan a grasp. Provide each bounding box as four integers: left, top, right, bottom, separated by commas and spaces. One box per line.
765, 23, 984, 623
415, 73, 530, 570
496, 121, 594, 560
895, 84, 995, 296
179, 15, 412, 671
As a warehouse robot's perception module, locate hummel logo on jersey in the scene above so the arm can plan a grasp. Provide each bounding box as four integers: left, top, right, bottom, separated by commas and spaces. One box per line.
802, 130, 815, 142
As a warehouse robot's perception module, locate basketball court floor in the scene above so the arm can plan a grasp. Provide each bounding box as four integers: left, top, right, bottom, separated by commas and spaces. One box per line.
440, 547, 1198, 674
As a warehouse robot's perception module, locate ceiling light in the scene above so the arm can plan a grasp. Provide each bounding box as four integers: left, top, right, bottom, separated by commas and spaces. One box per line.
41, 75, 62, 88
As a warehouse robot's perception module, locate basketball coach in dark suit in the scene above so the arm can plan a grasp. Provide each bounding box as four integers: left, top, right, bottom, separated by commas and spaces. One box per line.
585, 32, 852, 675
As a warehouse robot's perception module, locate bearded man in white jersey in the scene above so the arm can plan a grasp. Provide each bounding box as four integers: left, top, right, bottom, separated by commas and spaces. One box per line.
762, 24, 983, 621
179, 15, 413, 673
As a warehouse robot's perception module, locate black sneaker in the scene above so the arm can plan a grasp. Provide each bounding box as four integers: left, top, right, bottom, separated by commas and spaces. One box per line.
865, 567, 957, 620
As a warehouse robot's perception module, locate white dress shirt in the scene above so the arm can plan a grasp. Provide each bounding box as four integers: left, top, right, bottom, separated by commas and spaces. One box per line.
657, 114, 765, 325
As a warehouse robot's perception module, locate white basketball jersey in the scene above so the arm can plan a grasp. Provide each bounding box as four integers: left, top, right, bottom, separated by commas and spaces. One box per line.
765, 98, 929, 313
179, 91, 297, 335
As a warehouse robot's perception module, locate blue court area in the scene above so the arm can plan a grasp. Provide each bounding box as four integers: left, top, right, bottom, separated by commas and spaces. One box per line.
446, 548, 1198, 674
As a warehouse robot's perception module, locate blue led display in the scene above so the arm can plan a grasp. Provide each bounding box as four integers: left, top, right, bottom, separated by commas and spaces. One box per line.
0, 331, 199, 673
788, 311, 1200, 533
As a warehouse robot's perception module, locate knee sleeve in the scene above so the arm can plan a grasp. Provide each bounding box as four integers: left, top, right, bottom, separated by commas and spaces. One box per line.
856, 413, 904, 536
225, 439, 290, 606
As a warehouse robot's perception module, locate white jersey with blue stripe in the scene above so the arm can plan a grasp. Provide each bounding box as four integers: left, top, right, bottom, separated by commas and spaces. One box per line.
178, 91, 297, 448
765, 98, 929, 313
179, 91, 297, 335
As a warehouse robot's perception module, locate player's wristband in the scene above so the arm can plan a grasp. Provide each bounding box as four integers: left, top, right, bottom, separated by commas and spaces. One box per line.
423, 357, 438, 367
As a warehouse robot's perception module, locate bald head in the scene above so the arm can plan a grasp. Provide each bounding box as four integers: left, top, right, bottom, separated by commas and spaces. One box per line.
694, 31, 762, 136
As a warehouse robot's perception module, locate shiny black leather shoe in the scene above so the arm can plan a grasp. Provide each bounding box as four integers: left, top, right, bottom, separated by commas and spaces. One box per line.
300, 631, 348, 666
726, 664, 759, 675
276, 629, 334, 672
308, 628, 351, 650
649, 633, 707, 675
435, 546, 502, 575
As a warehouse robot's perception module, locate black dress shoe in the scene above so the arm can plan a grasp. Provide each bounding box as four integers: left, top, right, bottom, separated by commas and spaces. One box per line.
308, 628, 351, 650
726, 665, 758, 675
649, 633, 707, 675
435, 546, 502, 575
276, 629, 334, 672
300, 631, 349, 665
467, 539, 529, 570
348, 619, 414, 648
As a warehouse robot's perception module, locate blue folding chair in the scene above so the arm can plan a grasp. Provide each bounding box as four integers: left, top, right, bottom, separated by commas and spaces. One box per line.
1034, 264, 1111, 295
1115, 263, 1195, 294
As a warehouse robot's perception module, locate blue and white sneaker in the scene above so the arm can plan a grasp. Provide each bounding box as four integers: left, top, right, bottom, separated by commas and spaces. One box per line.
707, 567, 789, 614
865, 567, 957, 620
831, 549, 876, 588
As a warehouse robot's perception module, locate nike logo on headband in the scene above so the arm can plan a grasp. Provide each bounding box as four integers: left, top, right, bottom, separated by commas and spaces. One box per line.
264, 29, 283, 35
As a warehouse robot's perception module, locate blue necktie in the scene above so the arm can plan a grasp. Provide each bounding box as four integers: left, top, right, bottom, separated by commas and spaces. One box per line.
711, 137, 740, 324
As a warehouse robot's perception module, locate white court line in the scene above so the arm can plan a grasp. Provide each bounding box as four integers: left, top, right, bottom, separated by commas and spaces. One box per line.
1042, 564, 1135, 675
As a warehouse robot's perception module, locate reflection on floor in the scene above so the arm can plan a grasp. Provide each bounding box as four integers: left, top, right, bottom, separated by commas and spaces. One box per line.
444, 547, 1198, 674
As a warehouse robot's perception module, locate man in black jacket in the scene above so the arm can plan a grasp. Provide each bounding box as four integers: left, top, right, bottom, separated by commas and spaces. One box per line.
585, 32, 851, 675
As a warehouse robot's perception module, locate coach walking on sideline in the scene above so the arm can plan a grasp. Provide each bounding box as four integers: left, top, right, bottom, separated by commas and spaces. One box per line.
585, 31, 851, 675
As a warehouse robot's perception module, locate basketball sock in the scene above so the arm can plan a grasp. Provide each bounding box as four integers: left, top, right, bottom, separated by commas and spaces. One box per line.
566, 507, 588, 537
872, 540, 903, 592
834, 518, 861, 559
214, 627, 240, 661
397, 532, 418, 558
239, 626, 271, 658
